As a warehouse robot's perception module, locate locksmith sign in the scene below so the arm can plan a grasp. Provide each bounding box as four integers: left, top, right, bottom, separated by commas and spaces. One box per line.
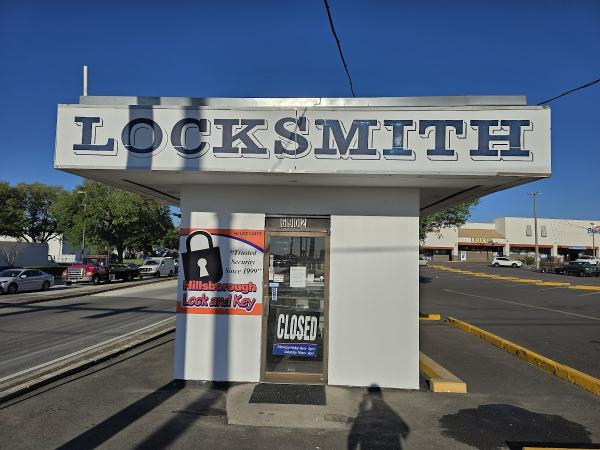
55, 105, 550, 176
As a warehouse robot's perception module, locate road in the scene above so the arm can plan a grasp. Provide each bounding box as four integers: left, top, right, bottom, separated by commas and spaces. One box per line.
0, 280, 176, 379
420, 263, 600, 378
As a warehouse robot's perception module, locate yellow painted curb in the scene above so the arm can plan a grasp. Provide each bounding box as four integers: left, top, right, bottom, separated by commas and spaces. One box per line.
568, 285, 600, 291
535, 281, 571, 286
419, 313, 441, 321
446, 317, 600, 397
419, 351, 467, 393
512, 279, 543, 283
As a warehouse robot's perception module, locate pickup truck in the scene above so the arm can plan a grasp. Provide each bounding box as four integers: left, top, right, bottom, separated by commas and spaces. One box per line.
574, 255, 598, 265
63, 257, 139, 285
564, 261, 600, 277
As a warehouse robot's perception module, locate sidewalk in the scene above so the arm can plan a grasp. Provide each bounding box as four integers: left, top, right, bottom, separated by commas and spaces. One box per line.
1, 323, 599, 449
0, 276, 176, 306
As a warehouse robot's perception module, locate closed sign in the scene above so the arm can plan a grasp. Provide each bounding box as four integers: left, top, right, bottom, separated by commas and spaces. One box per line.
272, 309, 320, 358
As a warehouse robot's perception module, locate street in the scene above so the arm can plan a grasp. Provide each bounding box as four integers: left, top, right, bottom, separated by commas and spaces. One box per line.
420, 262, 600, 378
0, 281, 176, 379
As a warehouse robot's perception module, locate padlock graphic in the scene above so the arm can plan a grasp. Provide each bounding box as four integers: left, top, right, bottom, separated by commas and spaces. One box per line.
182, 231, 224, 283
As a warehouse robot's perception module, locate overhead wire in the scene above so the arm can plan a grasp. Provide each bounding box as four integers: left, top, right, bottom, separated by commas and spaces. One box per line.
323, 0, 356, 97
537, 77, 600, 105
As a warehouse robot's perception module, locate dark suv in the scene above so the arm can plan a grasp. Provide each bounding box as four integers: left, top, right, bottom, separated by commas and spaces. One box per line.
565, 261, 600, 277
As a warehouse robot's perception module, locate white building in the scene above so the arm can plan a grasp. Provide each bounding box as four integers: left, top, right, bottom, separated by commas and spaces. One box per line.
0, 234, 76, 266
422, 218, 600, 261
54, 95, 550, 389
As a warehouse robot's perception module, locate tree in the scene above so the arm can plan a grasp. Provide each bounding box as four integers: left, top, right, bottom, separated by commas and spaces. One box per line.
420, 200, 479, 241
0, 182, 66, 243
54, 181, 174, 262
0, 181, 23, 238
159, 224, 180, 251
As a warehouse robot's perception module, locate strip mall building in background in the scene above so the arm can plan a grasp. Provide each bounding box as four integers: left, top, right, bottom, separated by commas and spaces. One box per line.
54, 95, 550, 389
422, 218, 600, 262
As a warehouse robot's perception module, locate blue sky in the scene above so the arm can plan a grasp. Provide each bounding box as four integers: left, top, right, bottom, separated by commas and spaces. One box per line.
1, 0, 599, 221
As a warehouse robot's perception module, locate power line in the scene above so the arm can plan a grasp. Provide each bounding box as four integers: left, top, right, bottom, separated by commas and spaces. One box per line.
537, 76, 600, 105
323, 0, 356, 97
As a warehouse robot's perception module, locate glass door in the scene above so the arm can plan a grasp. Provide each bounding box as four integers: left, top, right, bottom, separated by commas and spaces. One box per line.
261, 229, 329, 384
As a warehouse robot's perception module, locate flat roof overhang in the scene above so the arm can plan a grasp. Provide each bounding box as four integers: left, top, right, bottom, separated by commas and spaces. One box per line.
54, 96, 551, 215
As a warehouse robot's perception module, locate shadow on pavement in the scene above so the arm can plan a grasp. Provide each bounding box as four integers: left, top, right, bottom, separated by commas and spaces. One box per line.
440, 404, 593, 449
348, 385, 410, 450
56, 381, 231, 450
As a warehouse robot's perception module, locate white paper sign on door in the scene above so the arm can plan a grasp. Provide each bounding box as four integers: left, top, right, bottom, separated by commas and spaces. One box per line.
289, 266, 307, 288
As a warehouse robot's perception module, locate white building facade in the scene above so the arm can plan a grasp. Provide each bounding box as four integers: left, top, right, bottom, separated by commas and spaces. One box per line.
422, 218, 599, 262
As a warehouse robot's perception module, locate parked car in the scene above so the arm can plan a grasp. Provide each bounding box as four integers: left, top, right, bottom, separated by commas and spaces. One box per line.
491, 257, 523, 268
419, 256, 428, 266
109, 263, 140, 282
139, 257, 175, 278
574, 255, 598, 265
565, 261, 600, 277
63, 256, 139, 285
0, 268, 54, 294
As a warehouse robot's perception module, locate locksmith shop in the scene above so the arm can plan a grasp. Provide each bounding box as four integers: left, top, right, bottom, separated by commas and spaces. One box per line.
54, 96, 551, 389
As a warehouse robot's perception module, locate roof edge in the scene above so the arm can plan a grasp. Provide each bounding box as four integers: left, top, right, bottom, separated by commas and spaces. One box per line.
78, 95, 528, 108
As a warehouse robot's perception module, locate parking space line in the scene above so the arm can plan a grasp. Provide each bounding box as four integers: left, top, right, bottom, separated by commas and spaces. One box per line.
446, 317, 600, 397
537, 286, 569, 292
577, 291, 600, 297
442, 289, 600, 321
429, 266, 600, 290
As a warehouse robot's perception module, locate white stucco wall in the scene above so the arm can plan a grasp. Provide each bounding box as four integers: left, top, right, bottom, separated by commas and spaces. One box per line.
498, 217, 599, 248
329, 214, 419, 388
174, 185, 420, 389
421, 227, 458, 248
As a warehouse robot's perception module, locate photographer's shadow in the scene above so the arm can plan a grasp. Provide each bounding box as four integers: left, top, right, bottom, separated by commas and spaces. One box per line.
348, 384, 410, 450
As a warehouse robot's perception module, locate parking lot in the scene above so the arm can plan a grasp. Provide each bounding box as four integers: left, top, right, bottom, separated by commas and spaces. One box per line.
420, 262, 600, 379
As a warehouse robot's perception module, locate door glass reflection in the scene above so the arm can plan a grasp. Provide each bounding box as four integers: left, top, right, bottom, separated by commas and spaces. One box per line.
265, 236, 326, 375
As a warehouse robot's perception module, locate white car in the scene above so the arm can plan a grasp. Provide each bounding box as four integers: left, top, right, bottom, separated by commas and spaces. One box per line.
0, 269, 54, 294
419, 256, 428, 266
491, 257, 523, 268
139, 257, 175, 278
574, 255, 598, 265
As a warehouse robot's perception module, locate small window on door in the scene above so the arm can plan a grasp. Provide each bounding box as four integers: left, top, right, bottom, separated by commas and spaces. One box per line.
540, 225, 547, 237
526, 225, 532, 236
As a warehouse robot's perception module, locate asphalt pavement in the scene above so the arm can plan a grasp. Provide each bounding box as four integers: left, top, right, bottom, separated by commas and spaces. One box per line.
1, 325, 598, 449
0, 280, 176, 379
420, 262, 600, 378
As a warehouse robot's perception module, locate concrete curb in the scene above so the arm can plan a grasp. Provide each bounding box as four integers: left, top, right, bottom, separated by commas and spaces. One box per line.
0, 276, 177, 307
419, 351, 467, 393
446, 316, 600, 397
419, 313, 441, 321
0, 318, 176, 404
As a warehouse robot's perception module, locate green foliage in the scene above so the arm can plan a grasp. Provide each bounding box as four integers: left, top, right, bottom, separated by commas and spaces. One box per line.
419, 200, 479, 241
159, 224, 180, 251
53, 180, 174, 262
0, 182, 66, 242
0, 181, 23, 238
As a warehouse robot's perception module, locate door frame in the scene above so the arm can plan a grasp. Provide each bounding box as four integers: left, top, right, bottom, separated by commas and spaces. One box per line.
259, 229, 330, 384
